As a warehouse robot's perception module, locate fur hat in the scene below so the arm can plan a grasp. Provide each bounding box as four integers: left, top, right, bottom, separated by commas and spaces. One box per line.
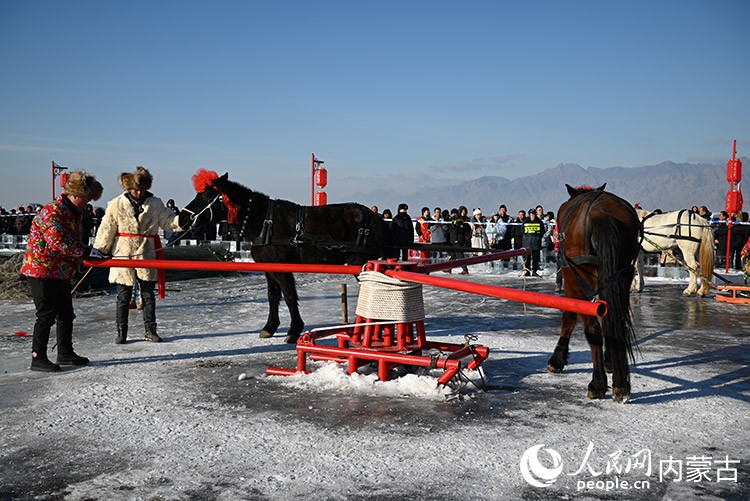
118, 166, 153, 191
64, 170, 103, 201
398, 203, 408, 212
473, 208, 482, 216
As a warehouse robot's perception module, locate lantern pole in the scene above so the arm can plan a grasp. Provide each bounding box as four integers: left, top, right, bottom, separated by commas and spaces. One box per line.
725, 140, 743, 274
311, 153, 325, 206
51, 161, 68, 201
311, 153, 315, 206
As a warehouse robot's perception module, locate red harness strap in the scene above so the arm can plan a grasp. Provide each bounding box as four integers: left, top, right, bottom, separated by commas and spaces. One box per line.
116, 233, 166, 299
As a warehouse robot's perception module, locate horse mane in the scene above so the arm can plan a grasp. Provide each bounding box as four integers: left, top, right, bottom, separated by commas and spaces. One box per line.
566, 183, 607, 199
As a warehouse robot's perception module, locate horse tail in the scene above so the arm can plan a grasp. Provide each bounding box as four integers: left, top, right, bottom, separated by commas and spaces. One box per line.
699, 224, 715, 290
591, 216, 637, 365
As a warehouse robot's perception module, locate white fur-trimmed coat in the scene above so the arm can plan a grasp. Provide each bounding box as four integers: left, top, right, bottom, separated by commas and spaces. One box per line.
94, 192, 180, 285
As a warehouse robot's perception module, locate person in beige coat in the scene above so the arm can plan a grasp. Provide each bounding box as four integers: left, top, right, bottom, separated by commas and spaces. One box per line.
94, 166, 181, 344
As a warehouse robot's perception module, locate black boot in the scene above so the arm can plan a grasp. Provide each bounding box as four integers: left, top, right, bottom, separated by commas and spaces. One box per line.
57, 352, 90, 366
116, 324, 128, 344
55, 318, 88, 366
30, 354, 61, 372
31, 315, 57, 372
144, 323, 162, 343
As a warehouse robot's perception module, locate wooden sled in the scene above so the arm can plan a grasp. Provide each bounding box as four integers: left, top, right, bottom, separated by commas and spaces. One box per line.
715, 285, 750, 305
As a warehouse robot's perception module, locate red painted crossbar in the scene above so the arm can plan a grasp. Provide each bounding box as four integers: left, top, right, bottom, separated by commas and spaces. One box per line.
385, 269, 607, 317
418, 248, 530, 274
83, 258, 363, 275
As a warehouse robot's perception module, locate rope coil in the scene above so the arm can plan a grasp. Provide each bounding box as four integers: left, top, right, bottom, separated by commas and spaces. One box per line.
355, 271, 425, 322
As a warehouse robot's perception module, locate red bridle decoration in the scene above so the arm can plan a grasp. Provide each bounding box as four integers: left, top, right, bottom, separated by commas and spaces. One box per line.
191, 169, 241, 225
192, 169, 219, 192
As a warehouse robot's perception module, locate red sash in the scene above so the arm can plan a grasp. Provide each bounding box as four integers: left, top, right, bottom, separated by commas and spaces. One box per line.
116, 233, 166, 299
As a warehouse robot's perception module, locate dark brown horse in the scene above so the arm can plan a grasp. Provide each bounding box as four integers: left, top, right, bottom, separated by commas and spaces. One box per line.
179, 170, 394, 343
547, 184, 640, 402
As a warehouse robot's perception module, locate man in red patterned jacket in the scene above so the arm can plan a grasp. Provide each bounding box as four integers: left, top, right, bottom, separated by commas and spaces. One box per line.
20, 170, 103, 372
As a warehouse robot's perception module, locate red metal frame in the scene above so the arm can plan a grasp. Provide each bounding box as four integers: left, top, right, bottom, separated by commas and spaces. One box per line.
266, 316, 490, 386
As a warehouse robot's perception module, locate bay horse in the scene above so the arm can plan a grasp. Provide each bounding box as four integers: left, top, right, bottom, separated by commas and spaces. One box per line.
631, 208, 715, 296
179, 170, 394, 343
547, 184, 640, 402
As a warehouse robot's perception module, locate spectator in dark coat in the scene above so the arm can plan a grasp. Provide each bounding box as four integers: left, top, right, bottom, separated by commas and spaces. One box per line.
391, 203, 414, 261
522, 210, 543, 276
447, 208, 471, 274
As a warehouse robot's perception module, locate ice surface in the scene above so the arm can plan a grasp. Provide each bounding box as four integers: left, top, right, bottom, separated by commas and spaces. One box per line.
0, 264, 748, 500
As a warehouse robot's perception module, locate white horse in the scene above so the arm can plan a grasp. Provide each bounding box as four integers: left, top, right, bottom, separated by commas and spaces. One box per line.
631, 209, 715, 296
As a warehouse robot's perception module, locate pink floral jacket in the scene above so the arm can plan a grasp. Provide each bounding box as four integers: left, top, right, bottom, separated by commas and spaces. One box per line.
20, 196, 85, 280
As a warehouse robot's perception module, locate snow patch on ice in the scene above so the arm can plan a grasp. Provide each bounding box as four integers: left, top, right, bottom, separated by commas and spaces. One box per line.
269, 361, 454, 400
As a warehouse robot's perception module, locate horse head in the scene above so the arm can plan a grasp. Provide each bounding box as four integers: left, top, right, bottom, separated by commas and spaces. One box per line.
178, 169, 228, 230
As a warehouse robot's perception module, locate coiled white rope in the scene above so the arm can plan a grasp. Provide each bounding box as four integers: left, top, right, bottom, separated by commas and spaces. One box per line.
355, 271, 425, 323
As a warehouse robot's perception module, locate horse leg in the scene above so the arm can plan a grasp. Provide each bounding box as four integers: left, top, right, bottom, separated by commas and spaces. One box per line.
681, 249, 699, 296
582, 315, 608, 399
547, 311, 576, 373
630, 252, 644, 292
259, 273, 282, 339
274, 272, 304, 344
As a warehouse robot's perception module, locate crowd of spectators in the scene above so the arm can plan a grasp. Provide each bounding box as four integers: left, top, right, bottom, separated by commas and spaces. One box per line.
374, 202, 750, 276
373, 202, 559, 276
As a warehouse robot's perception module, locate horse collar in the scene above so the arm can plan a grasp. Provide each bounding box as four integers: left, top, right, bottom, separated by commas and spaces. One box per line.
238, 196, 253, 240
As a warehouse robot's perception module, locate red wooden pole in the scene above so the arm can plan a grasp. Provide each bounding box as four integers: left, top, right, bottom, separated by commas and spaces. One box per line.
418, 248, 530, 274
385, 269, 607, 317
83, 258, 362, 275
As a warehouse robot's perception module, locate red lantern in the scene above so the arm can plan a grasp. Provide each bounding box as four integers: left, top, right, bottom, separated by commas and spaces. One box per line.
315, 167, 328, 188
315, 191, 327, 206
726, 190, 743, 214
60, 172, 69, 188
727, 158, 742, 183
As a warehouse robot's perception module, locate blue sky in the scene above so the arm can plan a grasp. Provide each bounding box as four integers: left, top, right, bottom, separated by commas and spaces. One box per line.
1, 0, 748, 209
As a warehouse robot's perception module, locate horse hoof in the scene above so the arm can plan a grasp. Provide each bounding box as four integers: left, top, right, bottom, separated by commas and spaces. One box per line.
259, 330, 274, 339
612, 387, 630, 403
546, 364, 563, 373
284, 334, 299, 344
587, 390, 606, 399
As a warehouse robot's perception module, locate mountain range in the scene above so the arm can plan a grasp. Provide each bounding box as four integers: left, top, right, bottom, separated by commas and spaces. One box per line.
357, 160, 747, 217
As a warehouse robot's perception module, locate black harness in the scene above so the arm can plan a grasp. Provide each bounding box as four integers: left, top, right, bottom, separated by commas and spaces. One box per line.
250, 198, 377, 254
641, 208, 702, 245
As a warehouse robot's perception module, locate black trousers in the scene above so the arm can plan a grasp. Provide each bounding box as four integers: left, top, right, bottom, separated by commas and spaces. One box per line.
524, 249, 541, 273
27, 277, 76, 357
116, 279, 156, 330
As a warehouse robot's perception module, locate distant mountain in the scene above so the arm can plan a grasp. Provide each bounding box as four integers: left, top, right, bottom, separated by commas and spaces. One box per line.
359, 160, 746, 215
